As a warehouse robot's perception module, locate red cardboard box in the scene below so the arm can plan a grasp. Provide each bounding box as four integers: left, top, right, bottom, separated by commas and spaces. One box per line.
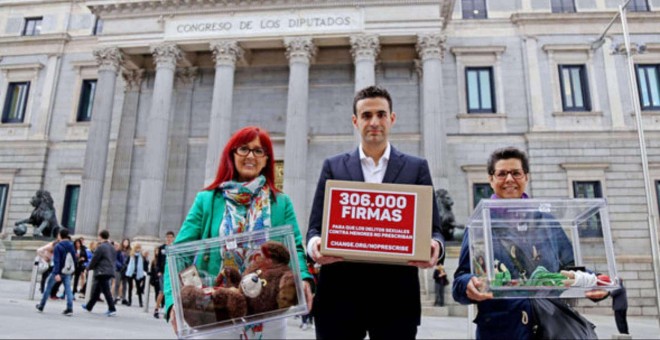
320, 180, 433, 264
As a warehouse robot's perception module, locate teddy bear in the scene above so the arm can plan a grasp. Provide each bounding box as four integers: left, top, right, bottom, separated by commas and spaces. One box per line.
241, 241, 299, 314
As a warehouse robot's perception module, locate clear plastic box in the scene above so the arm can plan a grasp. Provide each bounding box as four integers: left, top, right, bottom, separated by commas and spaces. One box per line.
167, 225, 308, 338
467, 198, 619, 298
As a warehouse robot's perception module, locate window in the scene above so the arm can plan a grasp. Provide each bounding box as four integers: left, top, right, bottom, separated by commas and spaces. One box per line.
473, 183, 494, 208
466, 67, 495, 113
61, 185, 80, 233
462, 0, 488, 19
628, 0, 649, 11
559, 65, 591, 112
551, 0, 575, 13
92, 17, 103, 36
573, 181, 603, 237
77, 80, 97, 122
22, 17, 43, 36
2, 82, 30, 123
636, 65, 660, 111
0, 184, 7, 233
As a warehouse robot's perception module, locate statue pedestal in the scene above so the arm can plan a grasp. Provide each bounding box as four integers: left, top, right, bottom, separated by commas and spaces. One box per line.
0, 238, 50, 281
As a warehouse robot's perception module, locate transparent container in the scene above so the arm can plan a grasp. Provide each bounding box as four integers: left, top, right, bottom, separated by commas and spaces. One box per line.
167, 225, 308, 338
467, 198, 619, 298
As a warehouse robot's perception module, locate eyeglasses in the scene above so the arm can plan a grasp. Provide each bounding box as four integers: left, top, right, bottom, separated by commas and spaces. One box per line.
234, 146, 267, 158
493, 169, 525, 180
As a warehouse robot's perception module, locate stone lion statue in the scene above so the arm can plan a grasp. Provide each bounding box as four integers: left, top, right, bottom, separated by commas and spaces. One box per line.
14, 190, 62, 238
435, 189, 463, 241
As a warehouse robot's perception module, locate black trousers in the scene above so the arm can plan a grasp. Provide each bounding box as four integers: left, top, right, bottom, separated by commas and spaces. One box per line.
315, 314, 417, 340
614, 309, 629, 334
85, 275, 116, 312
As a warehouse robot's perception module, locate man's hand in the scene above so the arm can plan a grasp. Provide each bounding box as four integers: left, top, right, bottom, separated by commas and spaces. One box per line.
309, 238, 343, 265
466, 276, 493, 301
169, 309, 178, 334
408, 239, 440, 269
55, 274, 61, 283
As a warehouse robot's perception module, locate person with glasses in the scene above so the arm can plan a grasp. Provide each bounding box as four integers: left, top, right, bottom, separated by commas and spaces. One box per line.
452, 147, 608, 339
163, 126, 313, 339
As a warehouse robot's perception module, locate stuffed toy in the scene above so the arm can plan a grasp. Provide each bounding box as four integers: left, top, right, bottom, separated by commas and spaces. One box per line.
178, 240, 299, 328
242, 241, 298, 314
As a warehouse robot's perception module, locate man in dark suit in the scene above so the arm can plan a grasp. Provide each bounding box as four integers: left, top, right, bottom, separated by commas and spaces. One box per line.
306, 85, 445, 340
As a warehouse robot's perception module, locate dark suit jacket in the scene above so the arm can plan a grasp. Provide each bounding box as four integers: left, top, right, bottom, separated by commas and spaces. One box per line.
307, 146, 444, 326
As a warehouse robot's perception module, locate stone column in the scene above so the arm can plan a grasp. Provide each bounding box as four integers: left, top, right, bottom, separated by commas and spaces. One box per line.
163, 67, 197, 235
135, 43, 181, 238
522, 36, 546, 131
416, 34, 448, 189
350, 35, 380, 143
76, 47, 123, 236
107, 69, 144, 238
350, 34, 380, 92
283, 37, 316, 233
204, 41, 244, 186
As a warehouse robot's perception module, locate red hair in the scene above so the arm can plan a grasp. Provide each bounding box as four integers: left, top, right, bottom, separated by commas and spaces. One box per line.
203, 126, 279, 197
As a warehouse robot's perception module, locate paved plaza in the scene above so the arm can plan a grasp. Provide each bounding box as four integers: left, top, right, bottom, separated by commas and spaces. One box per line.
0, 278, 658, 339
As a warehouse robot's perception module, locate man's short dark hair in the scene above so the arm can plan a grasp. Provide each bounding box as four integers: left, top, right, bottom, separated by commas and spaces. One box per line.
59, 228, 70, 240
166, 231, 175, 237
353, 85, 393, 116
99, 229, 110, 240
487, 147, 530, 175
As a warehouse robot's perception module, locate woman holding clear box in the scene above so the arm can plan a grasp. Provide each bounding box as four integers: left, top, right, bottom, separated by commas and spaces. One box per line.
163, 126, 314, 339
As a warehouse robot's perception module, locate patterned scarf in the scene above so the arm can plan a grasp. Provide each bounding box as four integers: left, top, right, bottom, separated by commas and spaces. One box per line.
218, 175, 272, 272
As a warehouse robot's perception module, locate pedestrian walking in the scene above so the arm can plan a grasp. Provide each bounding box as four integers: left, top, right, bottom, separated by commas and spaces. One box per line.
82, 230, 117, 317
36, 228, 76, 316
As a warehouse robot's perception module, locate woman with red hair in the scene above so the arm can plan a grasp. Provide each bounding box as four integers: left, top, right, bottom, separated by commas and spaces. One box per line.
163, 126, 313, 338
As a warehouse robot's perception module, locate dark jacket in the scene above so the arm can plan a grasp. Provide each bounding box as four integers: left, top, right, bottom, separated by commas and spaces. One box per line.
306, 146, 444, 327
88, 241, 116, 277
611, 280, 628, 311
52, 239, 76, 276
76, 245, 89, 270
157, 243, 167, 274
115, 250, 125, 273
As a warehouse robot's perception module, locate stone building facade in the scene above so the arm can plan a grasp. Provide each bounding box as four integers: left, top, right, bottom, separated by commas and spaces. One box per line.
0, 0, 659, 316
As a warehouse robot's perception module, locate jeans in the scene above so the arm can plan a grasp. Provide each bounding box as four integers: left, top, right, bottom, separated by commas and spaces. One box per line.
39, 273, 73, 311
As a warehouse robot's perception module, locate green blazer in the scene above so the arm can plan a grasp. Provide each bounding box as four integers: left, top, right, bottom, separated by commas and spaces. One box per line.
163, 189, 312, 317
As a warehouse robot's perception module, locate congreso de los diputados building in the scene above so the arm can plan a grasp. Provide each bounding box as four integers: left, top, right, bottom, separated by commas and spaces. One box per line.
1, 0, 660, 316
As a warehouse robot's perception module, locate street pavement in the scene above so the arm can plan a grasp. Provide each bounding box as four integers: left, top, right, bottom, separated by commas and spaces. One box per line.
1, 278, 658, 339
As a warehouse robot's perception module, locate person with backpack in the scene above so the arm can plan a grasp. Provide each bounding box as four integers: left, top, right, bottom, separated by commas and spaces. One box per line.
36, 228, 76, 315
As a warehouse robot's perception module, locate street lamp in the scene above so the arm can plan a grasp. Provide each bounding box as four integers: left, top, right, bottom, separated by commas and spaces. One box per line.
592, 0, 660, 325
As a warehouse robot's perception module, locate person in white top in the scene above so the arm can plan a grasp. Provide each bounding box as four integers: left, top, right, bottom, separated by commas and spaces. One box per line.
306, 85, 445, 340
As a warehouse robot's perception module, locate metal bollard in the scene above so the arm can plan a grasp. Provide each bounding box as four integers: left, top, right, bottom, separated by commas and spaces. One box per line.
85, 270, 94, 304
28, 262, 39, 300
143, 274, 151, 313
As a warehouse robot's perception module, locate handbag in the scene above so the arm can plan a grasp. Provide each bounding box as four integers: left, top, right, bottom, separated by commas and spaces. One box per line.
34, 256, 49, 274
531, 299, 597, 339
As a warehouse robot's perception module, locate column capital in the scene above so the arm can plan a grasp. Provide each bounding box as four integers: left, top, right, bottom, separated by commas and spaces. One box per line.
150, 43, 182, 69
350, 34, 380, 63
284, 36, 317, 64
121, 68, 145, 92
175, 67, 198, 88
210, 40, 244, 67
416, 33, 446, 62
93, 47, 123, 72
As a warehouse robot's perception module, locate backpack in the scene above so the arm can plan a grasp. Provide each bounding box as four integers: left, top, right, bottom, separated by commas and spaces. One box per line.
62, 252, 75, 275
